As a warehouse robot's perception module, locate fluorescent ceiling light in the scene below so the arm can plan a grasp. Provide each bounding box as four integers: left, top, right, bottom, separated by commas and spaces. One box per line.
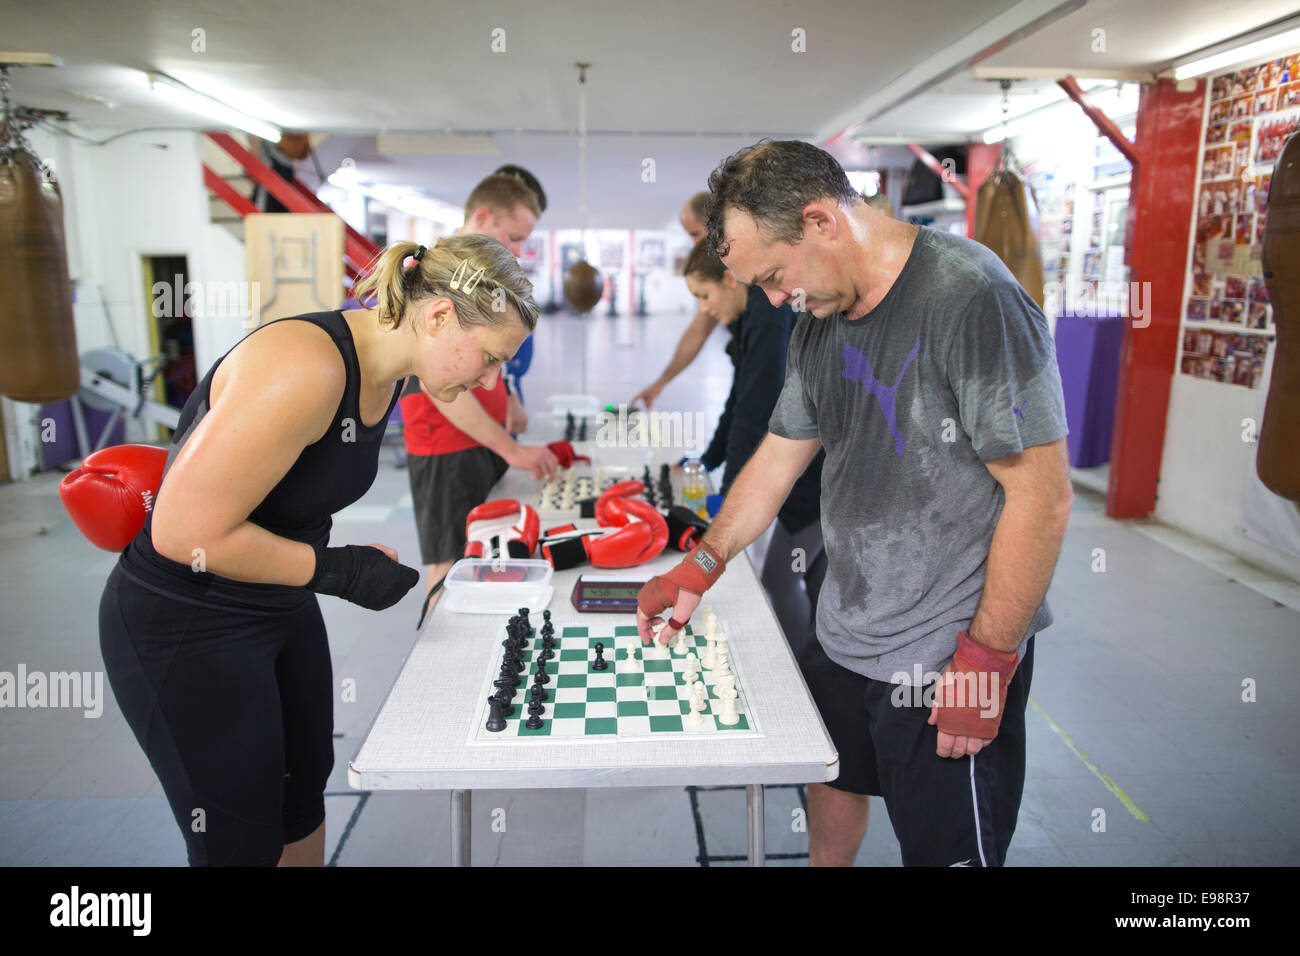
983, 81, 1127, 144
146, 72, 280, 140
1174, 26, 1300, 81
326, 165, 464, 229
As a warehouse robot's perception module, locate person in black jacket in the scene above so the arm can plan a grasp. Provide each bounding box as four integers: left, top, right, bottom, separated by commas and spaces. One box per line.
682, 239, 825, 654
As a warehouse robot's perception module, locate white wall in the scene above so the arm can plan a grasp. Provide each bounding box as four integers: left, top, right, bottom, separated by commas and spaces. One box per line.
1156, 369, 1300, 579
4, 127, 242, 473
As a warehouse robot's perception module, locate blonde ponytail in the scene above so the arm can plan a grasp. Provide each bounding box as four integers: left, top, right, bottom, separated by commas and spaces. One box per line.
353, 234, 539, 332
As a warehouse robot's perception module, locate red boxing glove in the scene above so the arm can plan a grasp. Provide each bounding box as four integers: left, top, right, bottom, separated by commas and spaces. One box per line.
464, 499, 540, 561
932, 631, 1020, 741
636, 541, 726, 626
545, 441, 591, 469
58, 444, 168, 551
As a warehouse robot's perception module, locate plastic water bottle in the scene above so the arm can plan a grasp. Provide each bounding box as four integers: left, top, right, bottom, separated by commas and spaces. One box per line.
681, 461, 708, 520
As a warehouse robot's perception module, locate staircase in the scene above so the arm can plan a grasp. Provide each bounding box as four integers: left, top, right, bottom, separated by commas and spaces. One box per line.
200, 132, 382, 291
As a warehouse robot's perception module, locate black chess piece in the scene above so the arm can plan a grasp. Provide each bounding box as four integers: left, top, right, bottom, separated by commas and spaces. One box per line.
577, 418, 587, 441
565, 411, 575, 442
525, 699, 544, 730
530, 680, 549, 703
486, 696, 507, 733
592, 642, 608, 671
535, 659, 550, 684
491, 687, 516, 717
518, 607, 531, 629
542, 609, 551, 623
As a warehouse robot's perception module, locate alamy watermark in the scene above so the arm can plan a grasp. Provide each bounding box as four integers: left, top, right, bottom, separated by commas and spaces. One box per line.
1044, 279, 1151, 328
152, 276, 263, 328
0, 665, 103, 718
889, 664, 1001, 718
595, 404, 709, 450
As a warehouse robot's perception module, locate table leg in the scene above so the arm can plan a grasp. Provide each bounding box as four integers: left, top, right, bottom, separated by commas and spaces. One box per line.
746, 784, 765, 867
451, 789, 472, 866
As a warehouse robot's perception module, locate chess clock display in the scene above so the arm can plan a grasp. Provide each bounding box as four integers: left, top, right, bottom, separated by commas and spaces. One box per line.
570, 574, 647, 613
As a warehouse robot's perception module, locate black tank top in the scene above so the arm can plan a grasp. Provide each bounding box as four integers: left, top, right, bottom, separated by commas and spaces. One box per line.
118, 310, 402, 614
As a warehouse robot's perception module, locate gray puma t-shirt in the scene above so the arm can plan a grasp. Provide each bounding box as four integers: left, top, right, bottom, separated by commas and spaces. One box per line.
768, 227, 1068, 682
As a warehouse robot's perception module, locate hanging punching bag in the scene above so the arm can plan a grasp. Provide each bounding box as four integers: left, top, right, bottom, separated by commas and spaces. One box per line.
564, 260, 603, 313
974, 170, 1046, 308
1258, 130, 1300, 502
0, 149, 79, 401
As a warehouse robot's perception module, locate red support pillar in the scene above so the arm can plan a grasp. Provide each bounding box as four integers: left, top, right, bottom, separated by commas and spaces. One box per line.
1106, 77, 1205, 518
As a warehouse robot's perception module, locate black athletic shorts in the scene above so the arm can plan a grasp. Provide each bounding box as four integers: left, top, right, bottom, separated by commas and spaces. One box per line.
797, 635, 1035, 867
408, 446, 509, 565
99, 565, 334, 866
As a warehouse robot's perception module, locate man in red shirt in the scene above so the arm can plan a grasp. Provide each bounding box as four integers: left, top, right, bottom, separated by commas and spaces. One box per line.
401, 171, 559, 625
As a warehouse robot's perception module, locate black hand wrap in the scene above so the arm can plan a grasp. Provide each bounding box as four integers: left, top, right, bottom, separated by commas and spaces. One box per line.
306, 545, 420, 610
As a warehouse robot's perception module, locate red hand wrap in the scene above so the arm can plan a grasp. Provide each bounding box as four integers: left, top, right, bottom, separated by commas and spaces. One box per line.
636, 542, 726, 620
933, 631, 1020, 741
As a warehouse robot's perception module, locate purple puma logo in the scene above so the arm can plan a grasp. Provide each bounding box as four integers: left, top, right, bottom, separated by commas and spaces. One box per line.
840, 340, 921, 457
1013, 399, 1028, 423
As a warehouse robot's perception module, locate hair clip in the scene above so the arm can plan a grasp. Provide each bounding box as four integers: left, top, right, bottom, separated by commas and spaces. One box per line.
448, 259, 470, 291
463, 267, 487, 294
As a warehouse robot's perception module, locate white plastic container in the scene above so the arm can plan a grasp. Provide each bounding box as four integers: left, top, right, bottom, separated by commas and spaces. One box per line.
442, 558, 554, 615
546, 393, 601, 419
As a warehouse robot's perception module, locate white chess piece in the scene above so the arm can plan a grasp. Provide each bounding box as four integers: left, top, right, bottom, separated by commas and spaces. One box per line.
715, 674, 736, 696
692, 680, 707, 701
713, 654, 731, 679
701, 639, 717, 670
671, 630, 688, 655
684, 651, 699, 669
624, 642, 643, 673
683, 665, 698, 686
717, 696, 739, 726
686, 696, 708, 727
714, 631, 728, 656
717, 682, 738, 700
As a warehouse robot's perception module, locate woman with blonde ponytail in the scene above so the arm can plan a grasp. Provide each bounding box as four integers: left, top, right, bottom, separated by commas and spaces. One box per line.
98, 232, 538, 867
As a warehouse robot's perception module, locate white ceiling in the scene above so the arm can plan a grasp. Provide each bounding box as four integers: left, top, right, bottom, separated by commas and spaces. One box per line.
3, 0, 1299, 228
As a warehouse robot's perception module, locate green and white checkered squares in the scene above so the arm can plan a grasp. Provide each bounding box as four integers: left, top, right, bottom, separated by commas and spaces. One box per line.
475, 622, 753, 740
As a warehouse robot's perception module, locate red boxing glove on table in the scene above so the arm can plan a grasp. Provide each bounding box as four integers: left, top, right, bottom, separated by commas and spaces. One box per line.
58, 444, 168, 551
931, 631, 1020, 740
636, 541, 726, 632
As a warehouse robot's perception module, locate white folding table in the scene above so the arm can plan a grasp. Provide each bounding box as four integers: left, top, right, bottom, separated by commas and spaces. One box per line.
349, 450, 838, 865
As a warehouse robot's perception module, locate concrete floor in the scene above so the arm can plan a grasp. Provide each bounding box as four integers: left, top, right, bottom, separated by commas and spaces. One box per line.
2, 306, 1298, 866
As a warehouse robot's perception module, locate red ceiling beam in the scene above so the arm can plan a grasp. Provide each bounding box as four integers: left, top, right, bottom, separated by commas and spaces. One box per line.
1058, 75, 1140, 168
906, 143, 970, 200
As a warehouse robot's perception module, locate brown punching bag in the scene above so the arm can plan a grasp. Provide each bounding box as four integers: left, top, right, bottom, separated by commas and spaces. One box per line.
0, 149, 79, 401
564, 260, 604, 313
974, 166, 1046, 308
1258, 130, 1300, 502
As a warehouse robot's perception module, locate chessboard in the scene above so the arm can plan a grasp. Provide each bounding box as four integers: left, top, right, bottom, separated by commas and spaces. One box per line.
471, 611, 759, 743
536, 463, 680, 517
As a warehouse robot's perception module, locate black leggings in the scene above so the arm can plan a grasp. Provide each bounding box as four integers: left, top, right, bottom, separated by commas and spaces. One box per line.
99, 565, 334, 866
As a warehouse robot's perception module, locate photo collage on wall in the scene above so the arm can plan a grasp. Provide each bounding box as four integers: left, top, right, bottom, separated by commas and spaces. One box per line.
1182, 53, 1294, 386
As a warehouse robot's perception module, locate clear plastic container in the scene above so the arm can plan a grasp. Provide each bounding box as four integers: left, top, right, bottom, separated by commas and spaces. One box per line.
442, 558, 554, 614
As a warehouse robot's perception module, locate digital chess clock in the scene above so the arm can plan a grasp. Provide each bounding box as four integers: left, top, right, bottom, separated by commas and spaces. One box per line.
570, 573, 651, 613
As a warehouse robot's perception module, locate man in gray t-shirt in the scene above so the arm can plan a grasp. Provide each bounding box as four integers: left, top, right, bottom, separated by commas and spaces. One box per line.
637, 142, 1073, 867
